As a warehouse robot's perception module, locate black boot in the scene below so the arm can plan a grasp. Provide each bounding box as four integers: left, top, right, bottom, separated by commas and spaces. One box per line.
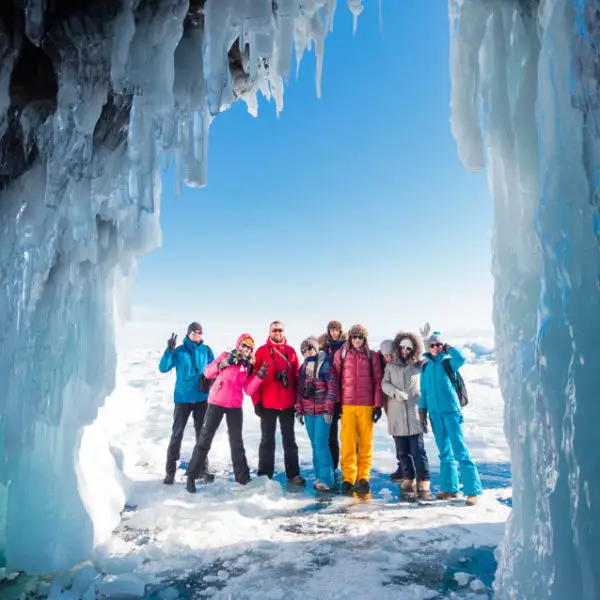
341, 481, 354, 495
197, 471, 215, 483
186, 477, 197, 494
355, 479, 370, 494
163, 473, 175, 485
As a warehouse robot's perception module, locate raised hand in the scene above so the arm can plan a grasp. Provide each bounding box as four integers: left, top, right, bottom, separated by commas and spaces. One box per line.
419, 322, 431, 341
167, 333, 177, 351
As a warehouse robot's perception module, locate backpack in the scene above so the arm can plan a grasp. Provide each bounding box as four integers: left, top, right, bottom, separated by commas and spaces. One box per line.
421, 358, 469, 408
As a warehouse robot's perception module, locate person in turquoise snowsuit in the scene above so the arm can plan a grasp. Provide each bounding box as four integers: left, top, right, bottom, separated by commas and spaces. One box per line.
419, 332, 482, 505
159, 322, 215, 484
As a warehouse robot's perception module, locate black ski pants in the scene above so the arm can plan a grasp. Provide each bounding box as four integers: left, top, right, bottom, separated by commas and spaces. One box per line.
257, 407, 300, 479
187, 404, 250, 483
329, 413, 340, 471
394, 433, 430, 481
165, 402, 209, 475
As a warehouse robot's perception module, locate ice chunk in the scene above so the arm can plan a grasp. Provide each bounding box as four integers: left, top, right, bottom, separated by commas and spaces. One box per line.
98, 574, 145, 598
454, 571, 472, 587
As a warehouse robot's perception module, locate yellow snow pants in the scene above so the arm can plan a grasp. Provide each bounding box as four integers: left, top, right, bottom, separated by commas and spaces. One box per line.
340, 405, 374, 484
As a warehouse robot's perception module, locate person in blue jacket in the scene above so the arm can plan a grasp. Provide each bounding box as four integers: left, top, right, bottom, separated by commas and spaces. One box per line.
419, 332, 482, 505
159, 321, 215, 484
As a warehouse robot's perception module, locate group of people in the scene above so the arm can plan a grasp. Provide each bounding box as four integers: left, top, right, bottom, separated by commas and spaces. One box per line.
158, 320, 482, 506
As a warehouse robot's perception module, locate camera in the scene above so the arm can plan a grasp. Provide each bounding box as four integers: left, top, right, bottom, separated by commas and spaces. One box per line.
302, 381, 316, 399
275, 370, 289, 388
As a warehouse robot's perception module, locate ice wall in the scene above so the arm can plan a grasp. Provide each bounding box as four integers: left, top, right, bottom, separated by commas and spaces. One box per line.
449, 0, 600, 597
0, 0, 339, 573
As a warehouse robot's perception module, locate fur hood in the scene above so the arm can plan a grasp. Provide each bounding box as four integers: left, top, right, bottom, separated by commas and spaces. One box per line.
392, 331, 423, 365
318, 331, 347, 350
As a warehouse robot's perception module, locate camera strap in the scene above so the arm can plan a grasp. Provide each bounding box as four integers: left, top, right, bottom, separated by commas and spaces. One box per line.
269, 346, 291, 369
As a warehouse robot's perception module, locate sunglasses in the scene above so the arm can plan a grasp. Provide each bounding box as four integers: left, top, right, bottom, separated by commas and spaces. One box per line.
271, 328, 284, 333
430, 343, 443, 348
240, 343, 253, 351
302, 347, 316, 354
400, 345, 414, 351
352, 335, 364, 340
190, 330, 202, 336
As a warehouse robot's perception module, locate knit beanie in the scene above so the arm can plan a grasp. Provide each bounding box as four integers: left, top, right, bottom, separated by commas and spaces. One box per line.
348, 324, 368, 339
327, 320, 343, 333
187, 322, 202, 334
300, 337, 319, 354
239, 336, 254, 349
428, 331, 444, 345
380, 340, 394, 355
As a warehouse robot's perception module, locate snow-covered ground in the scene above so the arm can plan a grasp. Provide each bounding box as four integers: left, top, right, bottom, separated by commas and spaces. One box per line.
2, 338, 510, 599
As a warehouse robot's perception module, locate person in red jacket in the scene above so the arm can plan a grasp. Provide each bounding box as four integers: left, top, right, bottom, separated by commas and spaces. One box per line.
334, 324, 383, 495
252, 321, 305, 485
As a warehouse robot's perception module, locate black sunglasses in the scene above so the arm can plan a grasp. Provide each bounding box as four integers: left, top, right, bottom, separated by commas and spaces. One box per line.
430, 342, 443, 348
352, 335, 364, 340
190, 330, 202, 336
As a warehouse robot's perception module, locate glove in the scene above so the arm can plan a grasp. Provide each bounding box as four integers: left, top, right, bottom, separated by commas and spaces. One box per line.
323, 414, 333, 425
257, 364, 268, 379
419, 322, 431, 342
218, 359, 230, 370
442, 343, 451, 353
419, 408, 429, 433
394, 390, 409, 401
167, 333, 177, 352
373, 407, 382, 423
254, 402, 264, 417
296, 414, 304, 426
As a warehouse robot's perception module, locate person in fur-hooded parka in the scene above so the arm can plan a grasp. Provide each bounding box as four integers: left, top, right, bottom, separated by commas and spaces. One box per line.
381, 332, 431, 498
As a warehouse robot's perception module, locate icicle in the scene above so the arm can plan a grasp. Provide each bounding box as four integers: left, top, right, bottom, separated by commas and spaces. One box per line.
347, 0, 364, 36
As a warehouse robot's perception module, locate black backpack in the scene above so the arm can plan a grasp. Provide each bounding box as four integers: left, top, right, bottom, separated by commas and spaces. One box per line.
421, 358, 469, 408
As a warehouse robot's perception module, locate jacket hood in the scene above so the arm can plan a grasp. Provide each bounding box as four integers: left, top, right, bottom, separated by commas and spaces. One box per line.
318, 331, 347, 350
236, 333, 255, 351
392, 331, 423, 365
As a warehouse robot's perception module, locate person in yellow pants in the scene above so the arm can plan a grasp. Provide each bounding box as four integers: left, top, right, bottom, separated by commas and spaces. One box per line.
333, 325, 384, 494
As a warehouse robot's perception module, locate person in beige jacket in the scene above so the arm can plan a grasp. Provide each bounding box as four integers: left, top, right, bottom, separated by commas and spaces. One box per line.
381, 331, 431, 499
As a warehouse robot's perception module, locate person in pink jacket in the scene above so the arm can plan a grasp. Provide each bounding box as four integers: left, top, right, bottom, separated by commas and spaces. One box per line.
185, 334, 268, 492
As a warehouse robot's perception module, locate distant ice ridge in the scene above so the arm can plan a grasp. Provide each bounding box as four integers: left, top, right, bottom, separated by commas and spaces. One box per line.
0, 0, 348, 573
449, 1, 600, 597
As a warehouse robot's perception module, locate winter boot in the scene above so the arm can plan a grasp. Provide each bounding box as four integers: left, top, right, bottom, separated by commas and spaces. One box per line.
390, 467, 403, 481
197, 471, 215, 483
238, 476, 251, 486
341, 481, 354, 495
163, 472, 175, 485
400, 478, 416, 493
314, 481, 331, 492
465, 495, 479, 506
417, 480, 432, 500
436, 491, 460, 501
185, 477, 197, 494
287, 475, 306, 486
354, 479, 370, 494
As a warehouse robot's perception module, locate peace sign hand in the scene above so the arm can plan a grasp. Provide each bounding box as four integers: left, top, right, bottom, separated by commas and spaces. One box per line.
167, 333, 177, 352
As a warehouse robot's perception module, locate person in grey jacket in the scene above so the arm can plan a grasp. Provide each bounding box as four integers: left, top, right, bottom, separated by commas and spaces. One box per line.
381, 331, 431, 499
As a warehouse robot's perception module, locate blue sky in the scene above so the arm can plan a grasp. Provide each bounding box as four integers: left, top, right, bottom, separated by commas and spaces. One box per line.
131, 2, 493, 347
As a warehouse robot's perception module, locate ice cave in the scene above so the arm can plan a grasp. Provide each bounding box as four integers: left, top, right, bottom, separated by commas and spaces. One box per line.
0, 0, 599, 598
